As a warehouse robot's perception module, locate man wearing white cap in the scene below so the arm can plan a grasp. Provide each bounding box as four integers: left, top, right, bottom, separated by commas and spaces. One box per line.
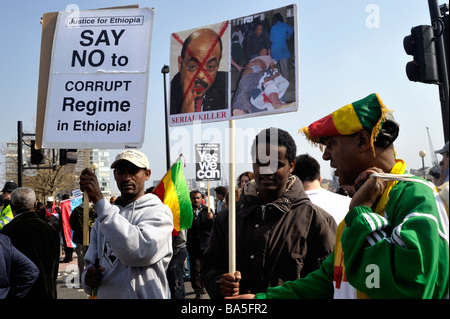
45, 196, 58, 219
45, 196, 60, 233
80, 149, 174, 299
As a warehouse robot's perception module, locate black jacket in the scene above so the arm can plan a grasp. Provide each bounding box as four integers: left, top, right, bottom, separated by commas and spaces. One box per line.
201, 176, 337, 298
187, 205, 214, 255
69, 204, 98, 245
1, 212, 60, 299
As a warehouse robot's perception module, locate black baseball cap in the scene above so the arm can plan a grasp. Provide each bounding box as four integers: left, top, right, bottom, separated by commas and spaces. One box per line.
2, 181, 18, 193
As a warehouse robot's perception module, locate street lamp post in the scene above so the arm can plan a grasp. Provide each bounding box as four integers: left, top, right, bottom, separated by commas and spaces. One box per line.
161, 65, 171, 171
419, 150, 427, 178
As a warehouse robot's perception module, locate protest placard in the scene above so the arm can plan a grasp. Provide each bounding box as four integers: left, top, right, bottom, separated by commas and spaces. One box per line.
169, 21, 230, 126
195, 143, 221, 181
168, 4, 298, 127
40, 7, 154, 149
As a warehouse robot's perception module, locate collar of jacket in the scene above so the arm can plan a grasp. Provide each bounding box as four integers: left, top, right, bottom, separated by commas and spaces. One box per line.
9, 210, 39, 220
193, 204, 209, 213
238, 175, 309, 217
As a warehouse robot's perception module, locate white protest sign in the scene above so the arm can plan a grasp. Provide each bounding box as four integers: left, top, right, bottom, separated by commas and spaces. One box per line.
42, 8, 154, 149
195, 143, 221, 181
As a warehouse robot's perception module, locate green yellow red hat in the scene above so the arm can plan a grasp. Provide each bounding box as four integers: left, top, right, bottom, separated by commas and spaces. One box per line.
299, 93, 391, 152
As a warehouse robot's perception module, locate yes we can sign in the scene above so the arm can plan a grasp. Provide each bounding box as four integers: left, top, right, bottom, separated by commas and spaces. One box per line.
41, 7, 154, 149
195, 143, 221, 181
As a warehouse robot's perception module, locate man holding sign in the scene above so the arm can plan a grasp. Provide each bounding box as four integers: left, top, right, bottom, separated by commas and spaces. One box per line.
201, 128, 336, 298
80, 150, 173, 299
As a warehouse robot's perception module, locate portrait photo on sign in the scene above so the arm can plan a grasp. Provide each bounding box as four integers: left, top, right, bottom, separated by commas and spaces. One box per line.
169, 21, 230, 126
230, 4, 298, 119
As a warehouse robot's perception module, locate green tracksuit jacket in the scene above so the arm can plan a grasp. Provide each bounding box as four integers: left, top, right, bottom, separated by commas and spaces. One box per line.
257, 173, 449, 299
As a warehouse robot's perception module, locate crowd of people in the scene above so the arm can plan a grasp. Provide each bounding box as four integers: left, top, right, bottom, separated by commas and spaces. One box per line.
0, 180, 98, 299
1, 94, 449, 299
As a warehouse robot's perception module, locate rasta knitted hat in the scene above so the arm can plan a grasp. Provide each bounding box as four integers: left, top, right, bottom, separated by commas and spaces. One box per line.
299, 93, 391, 152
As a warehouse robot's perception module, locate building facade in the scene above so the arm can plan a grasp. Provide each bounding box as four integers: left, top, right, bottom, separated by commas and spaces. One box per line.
3, 143, 111, 200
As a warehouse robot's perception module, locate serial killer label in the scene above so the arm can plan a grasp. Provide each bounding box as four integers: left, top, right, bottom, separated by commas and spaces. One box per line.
170, 111, 227, 124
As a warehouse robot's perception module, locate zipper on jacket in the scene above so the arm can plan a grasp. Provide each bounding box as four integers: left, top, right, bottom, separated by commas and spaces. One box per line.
261, 205, 266, 221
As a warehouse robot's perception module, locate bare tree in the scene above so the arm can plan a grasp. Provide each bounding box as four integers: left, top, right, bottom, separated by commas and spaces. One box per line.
1, 141, 80, 202
26, 149, 79, 201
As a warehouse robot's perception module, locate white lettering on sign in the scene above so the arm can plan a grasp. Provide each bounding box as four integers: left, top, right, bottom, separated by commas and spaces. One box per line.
195, 143, 221, 181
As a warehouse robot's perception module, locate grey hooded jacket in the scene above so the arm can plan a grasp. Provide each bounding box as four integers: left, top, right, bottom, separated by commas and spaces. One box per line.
82, 193, 173, 298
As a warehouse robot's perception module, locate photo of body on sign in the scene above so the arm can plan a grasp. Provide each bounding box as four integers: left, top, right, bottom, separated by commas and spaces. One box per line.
168, 4, 298, 127
195, 143, 221, 181
42, 7, 153, 149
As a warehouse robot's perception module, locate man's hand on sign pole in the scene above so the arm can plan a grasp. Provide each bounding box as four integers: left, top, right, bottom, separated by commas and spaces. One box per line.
80, 168, 104, 204
85, 263, 105, 290
219, 271, 241, 297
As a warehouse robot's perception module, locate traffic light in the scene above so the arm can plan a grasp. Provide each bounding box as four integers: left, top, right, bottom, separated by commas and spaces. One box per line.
30, 140, 45, 165
403, 25, 439, 83
59, 149, 78, 165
